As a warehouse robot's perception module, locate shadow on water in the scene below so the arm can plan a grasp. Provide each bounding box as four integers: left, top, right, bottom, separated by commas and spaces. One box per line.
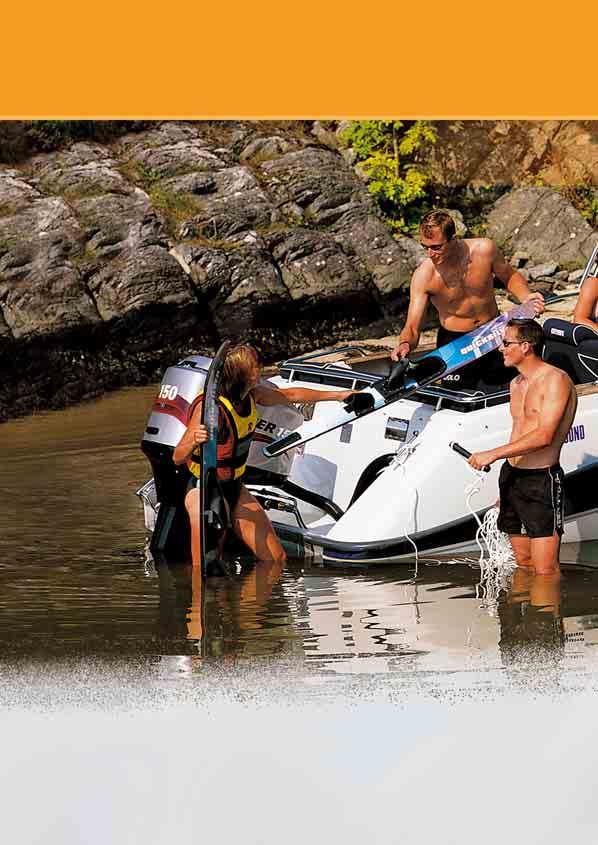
2, 384, 598, 687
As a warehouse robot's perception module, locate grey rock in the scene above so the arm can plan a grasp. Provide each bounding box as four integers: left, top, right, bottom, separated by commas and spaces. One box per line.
162, 172, 217, 195
260, 148, 364, 224
239, 136, 295, 163
568, 268, 585, 283
179, 165, 276, 241
487, 187, 598, 265
87, 245, 194, 320
446, 209, 467, 236
528, 261, 559, 279
268, 228, 372, 305
311, 121, 340, 150
0, 122, 410, 417
0, 196, 98, 338
510, 251, 530, 267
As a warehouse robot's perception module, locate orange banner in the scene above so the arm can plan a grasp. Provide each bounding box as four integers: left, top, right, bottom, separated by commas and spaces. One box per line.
1, 0, 596, 117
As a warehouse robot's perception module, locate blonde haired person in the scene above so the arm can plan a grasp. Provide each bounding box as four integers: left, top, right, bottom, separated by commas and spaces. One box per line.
173, 344, 356, 568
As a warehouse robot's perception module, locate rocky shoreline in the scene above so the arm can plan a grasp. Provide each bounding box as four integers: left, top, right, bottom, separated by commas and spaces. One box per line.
1, 120, 596, 421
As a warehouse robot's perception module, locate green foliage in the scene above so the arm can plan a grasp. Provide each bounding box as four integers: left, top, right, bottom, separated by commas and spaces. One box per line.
148, 185, 205, 237
559, 183, 598, 228
341, 120, 437, 233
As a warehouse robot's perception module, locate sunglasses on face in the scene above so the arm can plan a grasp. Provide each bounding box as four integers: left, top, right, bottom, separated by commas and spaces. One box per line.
501, 340, 525, 347
420, 241, 447, 252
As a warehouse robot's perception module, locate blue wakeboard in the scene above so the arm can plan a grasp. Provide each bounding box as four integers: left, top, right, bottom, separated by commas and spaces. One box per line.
200, 340, 231, 576
264, 302, 536, 458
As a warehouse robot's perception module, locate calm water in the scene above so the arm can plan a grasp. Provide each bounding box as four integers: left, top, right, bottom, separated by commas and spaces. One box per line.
4, 385, 598, 845
2, 383, 598, 686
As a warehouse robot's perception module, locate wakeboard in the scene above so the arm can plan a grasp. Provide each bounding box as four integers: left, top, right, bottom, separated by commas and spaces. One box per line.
264, 301, 537, 458
200, 340, 231, 576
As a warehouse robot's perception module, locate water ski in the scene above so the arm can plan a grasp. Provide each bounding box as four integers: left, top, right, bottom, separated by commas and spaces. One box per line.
264, 301, 537, 458
200, 340, 231, 576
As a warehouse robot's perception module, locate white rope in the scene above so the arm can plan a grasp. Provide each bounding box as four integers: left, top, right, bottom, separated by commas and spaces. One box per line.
474, 506, 516, 616
390, 440, 420, 580
388, 444, 515, 604
426, 464, 516, 614
454, 468, 515, 614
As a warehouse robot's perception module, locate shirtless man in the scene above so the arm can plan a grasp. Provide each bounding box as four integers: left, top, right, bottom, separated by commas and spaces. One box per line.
468, 319, 577, 575
391, 210, 545, 389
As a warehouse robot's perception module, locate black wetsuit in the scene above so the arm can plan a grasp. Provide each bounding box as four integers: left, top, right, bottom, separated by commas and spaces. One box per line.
436, 325, 517, 391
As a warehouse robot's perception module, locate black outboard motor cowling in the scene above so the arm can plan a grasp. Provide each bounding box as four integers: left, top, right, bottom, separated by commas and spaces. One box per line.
141, 355, 212, 558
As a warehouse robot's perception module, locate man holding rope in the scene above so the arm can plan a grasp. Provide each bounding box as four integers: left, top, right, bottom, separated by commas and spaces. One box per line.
468, 319, 577, 575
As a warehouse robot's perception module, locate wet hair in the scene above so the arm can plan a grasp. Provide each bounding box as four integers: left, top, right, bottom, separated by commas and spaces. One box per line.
506, 318, 544, 356
221, 344, 260, 402
420, 210, 456, 241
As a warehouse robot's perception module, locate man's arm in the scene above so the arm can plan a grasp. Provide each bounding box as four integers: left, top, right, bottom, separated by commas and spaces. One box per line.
254, 384, 355, 406
468, 373, 573, 469
490, 240, 545, 314
573, 277, 598, 329
391, 266, 431, 361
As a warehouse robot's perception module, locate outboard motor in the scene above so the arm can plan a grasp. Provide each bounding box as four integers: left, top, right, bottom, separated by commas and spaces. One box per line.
141, 354, 212, 558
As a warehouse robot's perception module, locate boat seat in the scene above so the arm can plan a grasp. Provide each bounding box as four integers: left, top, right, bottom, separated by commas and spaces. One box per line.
542, 318, 598, 384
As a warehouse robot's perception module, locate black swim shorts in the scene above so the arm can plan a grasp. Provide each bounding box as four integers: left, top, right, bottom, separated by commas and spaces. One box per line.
497, 462, 565, 538
436, 326, 517, 390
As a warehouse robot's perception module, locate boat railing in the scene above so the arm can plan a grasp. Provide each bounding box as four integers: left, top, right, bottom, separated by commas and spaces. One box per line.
283, 345, 372, 365
413, 384, 511, 412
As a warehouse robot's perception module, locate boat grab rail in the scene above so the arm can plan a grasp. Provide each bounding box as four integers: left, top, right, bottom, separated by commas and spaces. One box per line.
415, 384, 510, 409
282, 345, 371, 366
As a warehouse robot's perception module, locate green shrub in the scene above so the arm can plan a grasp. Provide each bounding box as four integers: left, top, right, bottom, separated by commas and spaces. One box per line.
341, 120, 437, 234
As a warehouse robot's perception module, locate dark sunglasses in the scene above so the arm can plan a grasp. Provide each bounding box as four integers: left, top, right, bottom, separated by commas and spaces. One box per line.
501, 340, 525, 347
420, 241, 447, 252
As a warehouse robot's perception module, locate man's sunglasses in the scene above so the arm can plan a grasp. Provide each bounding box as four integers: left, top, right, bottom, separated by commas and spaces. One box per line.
501, 340, 525, 347
420, 241, 447, 252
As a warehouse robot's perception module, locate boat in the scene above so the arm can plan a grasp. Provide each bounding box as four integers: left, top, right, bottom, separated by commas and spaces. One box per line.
137, 314, 598, 569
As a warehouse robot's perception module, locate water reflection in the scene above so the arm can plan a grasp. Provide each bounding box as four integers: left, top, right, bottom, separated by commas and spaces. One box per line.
143, 556, 598, 683
2, 384, 598, 688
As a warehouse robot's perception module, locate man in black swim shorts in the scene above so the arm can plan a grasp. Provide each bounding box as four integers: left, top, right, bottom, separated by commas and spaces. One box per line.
468, 319, 577, 575
496, 462, 564, 539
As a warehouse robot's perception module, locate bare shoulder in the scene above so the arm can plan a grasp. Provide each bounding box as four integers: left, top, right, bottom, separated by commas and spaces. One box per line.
541, 363, 575, 393
510, 373, 525, 393
466, 237, 496, 257
580, 276, 598, 296
412, 258, 435, 289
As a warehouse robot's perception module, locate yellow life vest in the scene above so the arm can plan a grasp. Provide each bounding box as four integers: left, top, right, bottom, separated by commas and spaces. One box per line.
187, 393, 257, 480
